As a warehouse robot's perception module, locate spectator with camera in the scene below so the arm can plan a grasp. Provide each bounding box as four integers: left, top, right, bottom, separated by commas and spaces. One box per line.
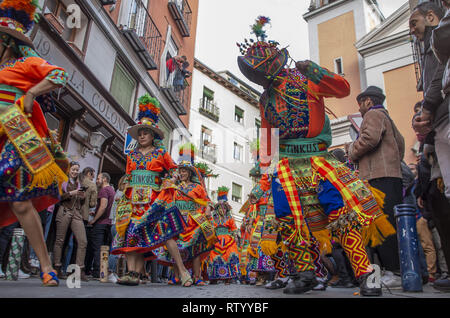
52, 161, 88, 281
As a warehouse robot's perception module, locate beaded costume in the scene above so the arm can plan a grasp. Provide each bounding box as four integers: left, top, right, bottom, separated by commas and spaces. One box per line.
237, 17, 395, 295
206, 188, 241, 281
157, 143, 216, 267
0, 0, 68, 227
112, 95, 186, 258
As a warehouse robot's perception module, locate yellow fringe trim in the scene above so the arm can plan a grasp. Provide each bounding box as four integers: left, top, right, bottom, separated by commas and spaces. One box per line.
259, 240, 278, 256
29, 161, 68, 194
312, 228, 332, 255
248, 247, 258, 258
361, 214, 396, 247
279, 242, 287, 253
368, 185, 386, 210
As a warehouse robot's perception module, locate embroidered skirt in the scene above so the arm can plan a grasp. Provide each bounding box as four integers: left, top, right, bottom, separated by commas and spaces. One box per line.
111, 188, 187, 258
157, 211, 214, 267
0, 141, 59, 227
207, 233, 241, 280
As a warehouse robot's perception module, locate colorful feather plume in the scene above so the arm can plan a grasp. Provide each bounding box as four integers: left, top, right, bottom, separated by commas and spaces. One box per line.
179, 142, 197, 164
251, 16, 271, 41
137, 93, 160, 124
194, 162, 218, 178
218, 186, 229, 195
0, 0, 41, 32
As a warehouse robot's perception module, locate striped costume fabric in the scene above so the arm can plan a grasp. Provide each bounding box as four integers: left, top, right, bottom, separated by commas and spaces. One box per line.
310, 156, 374, 226
276, 158, 310, 244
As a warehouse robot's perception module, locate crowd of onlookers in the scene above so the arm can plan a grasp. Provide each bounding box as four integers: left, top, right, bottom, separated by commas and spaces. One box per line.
1, 2, 449, 293
0, 160, 173, 284
336, 0, 450, 292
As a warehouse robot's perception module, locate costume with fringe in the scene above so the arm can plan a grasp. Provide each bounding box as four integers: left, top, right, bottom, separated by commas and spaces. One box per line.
112, 95, 186, 259
157, 143, 216, 268
207, 191, 241, 281
244, 187, 277, 274
237, 18, 395, 280
0, 9, 68, 227
157, 181, 215, 267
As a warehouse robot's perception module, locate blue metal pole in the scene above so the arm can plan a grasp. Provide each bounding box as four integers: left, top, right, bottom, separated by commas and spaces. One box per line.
394, 204, 423, 292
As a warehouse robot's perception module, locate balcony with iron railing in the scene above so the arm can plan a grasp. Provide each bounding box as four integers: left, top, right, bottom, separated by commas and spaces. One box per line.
168, 0, 192, 37
200, 143, 217, 163
199, 98, 220, 122
120, 0, 162, 70
161, 71, 191, 115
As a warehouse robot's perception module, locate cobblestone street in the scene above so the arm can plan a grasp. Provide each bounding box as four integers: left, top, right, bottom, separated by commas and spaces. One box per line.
0, 277, 449, 299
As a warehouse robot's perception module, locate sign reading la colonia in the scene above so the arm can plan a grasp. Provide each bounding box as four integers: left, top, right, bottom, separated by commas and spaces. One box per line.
33, 29, 130, 137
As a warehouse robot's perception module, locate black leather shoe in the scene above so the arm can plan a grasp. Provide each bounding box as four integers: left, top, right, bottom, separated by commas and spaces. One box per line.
358, 271, 382, 296
330, 279, 355, 288
283, 271, 318, 294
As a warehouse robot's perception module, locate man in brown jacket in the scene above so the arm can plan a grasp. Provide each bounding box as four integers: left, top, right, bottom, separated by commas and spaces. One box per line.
80, 167, 98, 223
347, 86, 405, 288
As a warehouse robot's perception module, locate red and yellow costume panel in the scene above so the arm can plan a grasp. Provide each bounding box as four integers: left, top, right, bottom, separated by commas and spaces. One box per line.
0, 54, 68, 227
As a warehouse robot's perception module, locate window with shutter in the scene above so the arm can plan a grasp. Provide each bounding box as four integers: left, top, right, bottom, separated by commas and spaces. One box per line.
235, 106, 244, 124
233, 142, 242, 161
203, 87, 214, 100
110, 60, 137, 114
232, 183, 242, 203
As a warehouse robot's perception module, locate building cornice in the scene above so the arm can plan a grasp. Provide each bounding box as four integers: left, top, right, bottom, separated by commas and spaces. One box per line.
355, 2, 409, 50
303, 0, 350, 21
357, 30, 411, 56
194, 59, 260, 107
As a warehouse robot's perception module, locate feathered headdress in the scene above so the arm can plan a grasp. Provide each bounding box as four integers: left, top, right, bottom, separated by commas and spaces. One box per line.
237, 16, 288, 87
178, 142, 196, 167
127, 93, 164, 140
217, 186, 229, 202
0, 0, 41, 48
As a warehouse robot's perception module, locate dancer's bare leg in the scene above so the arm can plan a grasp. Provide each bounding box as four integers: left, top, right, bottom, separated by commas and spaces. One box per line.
192, 256, 201, 280
9, 201, 54, 273
165, 239, 191, 286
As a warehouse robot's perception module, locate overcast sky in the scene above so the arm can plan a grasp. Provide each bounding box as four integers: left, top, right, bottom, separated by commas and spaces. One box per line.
194, 0, 408, 90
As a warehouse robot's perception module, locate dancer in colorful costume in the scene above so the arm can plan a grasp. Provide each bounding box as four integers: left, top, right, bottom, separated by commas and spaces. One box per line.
0, 0, 69, 286
243, 163, 278, 286
112, 94, 192, 286
237, 16, 395, 296
207, 187, 241, 284
158, 143, 216, 286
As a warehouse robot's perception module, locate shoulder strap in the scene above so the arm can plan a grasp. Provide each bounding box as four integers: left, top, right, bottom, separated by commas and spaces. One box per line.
379, 109, 405, 159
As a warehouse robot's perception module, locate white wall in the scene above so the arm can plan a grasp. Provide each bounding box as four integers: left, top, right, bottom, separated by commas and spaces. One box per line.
188, 68, 261, 226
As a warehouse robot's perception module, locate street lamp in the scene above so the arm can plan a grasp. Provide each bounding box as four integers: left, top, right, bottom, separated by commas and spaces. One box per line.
81, 131, 107, 157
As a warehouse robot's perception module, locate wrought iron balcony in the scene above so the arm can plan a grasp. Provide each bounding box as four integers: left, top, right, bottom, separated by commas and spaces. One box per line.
168, 0, 192, 37
200, 144, 217, 163
199, 98, 219, 122
161, 73, 190, 116
120, 0, 162, 70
